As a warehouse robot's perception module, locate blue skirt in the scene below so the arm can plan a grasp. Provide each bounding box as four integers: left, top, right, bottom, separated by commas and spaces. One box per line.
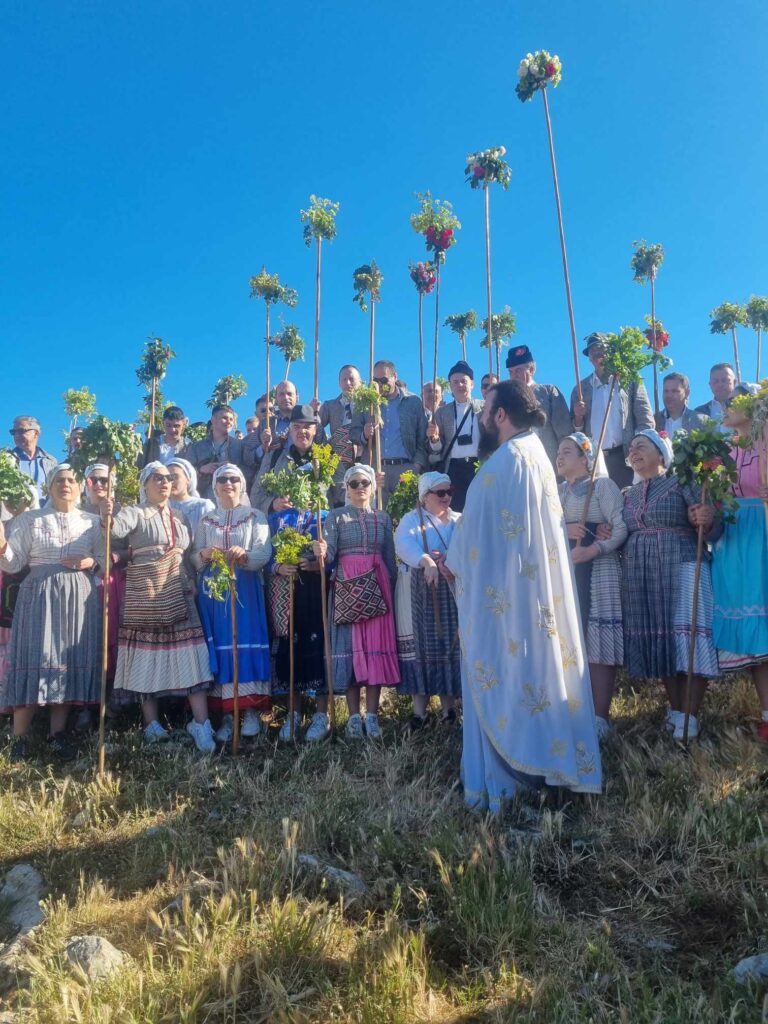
712, 498, 768, 667
197, 567, 271, 710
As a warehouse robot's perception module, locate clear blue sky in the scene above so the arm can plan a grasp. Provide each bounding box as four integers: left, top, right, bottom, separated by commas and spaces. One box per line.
3, 0, 767, 452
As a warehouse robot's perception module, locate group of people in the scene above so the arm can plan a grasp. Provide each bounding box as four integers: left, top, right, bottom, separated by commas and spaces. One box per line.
2, 340, 766, 814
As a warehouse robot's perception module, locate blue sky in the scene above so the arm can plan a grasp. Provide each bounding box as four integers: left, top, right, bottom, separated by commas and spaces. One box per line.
3, 0, 767, 452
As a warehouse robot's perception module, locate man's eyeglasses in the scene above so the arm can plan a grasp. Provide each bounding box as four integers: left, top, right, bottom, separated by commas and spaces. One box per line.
217, 476, 241, 485
9, 428, 34, 435
347, 479, 371, 490
429, 488, 453, 498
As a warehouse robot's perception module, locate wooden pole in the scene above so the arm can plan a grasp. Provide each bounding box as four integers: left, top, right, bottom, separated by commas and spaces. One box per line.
314, 490, 335, 733
265, 304, 271, 421
416, 501, 442, 639
418, 292, 425, 400
757, 327, 762, 382
683, 482, 708, 745
432, 261, 441, 425
368, 299, 383, 511
97, 466, 114, 778
541, 86, 583, 404
147, 377, 157, 441
288, 574, 296, 742
483, 184, 493, 378
230, 579, 241, 756
732, 326, 742, 383
579, 377, 616, 526
650, 272, 660, 417
313, 237, 322, 402
460, 330, 467, 362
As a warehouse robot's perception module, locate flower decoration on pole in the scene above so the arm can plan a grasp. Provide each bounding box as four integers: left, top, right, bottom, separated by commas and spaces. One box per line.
480, 307, 517, 360
300, 195, 339, 401
206, 375, 248, 409
271, 324, 306, 380
631, 240, 666, 415
746, 296, 768, 381
464, 146, 511, 378
444, 310, 478, 363
135, 337, 176, 442
672, 422, 739, 743
709, 301, 748, 383
516, 49, 582, 403
249, 267, 299, 422
62, 387, 97, 439
353, 261, 385, 509
409, 260, 437, 396
410, 192, 461, 426
0, 452, 35, 511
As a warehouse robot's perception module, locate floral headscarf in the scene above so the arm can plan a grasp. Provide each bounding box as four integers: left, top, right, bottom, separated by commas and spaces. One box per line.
630, 428, 673, 470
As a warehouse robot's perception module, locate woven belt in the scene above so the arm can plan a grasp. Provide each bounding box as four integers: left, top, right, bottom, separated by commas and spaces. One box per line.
382, 458, 410, 465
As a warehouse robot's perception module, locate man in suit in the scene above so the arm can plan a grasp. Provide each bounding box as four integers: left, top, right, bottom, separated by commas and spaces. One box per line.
571, 332, 654, 488
250, 404, 325, 515
319, 364, 364, 507
185, 404, 249, 498
243, 380, 298, 475
426, 360, 483, 511
422, 380, 444, 420
655, 372, 707, 436
350, 359, 428, 507
506, 344, 571, 468
694, 362, 739, 430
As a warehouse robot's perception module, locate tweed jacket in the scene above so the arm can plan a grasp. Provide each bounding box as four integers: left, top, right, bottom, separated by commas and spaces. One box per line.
531, 382, 572, 465
350, 390, 428, 469
570, 375, 654, 454
184, 435, 250, 498
427, 398, 484, 467
654, 406, 708, 434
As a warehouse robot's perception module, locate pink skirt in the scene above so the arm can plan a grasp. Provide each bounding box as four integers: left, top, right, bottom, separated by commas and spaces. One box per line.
341, 553, 400, 687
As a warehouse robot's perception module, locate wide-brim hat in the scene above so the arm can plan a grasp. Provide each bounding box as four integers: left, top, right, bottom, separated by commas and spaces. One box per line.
289, 403, 320, 426
582, 332, 610, 357
506, 345, 534, 369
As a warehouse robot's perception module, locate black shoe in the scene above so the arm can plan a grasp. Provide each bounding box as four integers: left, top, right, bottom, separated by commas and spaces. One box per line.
440, 708, 457, 725
47, 732, 76, 761
408, 714, 428, 733
10, 737, 30, 762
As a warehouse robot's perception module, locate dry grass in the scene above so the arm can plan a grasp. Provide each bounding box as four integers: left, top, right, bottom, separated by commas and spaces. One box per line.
0, 678, 766, 1022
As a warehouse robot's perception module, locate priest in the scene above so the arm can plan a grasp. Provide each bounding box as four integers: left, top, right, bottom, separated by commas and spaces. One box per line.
446, 380, 602, 811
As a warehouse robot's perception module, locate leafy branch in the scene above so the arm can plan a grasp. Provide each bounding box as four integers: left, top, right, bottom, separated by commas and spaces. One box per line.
631, 241, 664, 283
352, 262, 383, 312
136, 336, 175, 388
68, 416, 143, 504
271, 324, 306, 378
465, 146, 511, 190
709, 301, 748, 335
671, 423, 739, 521
272, 527, 312, 566
0, 452, 35, 510
602, 326, 654, 387
480, 308, 516, 351
206, 375, 248, 409
249, 267, 299, 309
300, 195, 339, 246
203, 549, 238, 602
63, 387, 97, 436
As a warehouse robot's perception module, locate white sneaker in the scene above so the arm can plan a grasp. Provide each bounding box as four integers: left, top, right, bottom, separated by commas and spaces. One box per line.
364, 713, 382, 739
305, 712, 330, 743
241, 710, 262, 737
278, 712, 301, 742
215, 715, 234, 743
144, 720, 170, 744
673, 713, 699, 741
595, 716, 611, 739
346, 713, 364, 739
187, 718, 216, 753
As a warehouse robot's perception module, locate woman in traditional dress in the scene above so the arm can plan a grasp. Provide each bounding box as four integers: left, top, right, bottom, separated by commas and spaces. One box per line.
556, 433, 627, 736
168, 458, 215, 535
0, 464, 103, 762
622, 429, 720, 740
0, 486, 38, 719
104, 462, 215, 752
394, 471, 461, 729
312, 464, 400, 741
710, 400, 768, 740
192, 464, 272, 743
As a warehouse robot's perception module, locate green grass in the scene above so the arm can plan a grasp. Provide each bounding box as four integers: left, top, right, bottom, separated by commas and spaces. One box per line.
0, 679, 766, 1022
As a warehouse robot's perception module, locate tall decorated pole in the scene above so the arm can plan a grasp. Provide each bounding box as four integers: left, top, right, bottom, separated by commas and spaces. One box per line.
271, 324, 306, 381
409, 261, 437, 396
709, 301, 748, 383
410, 193, 461, 412
631, 241, 665, 415
300, 196, 339, 402
444, 310, 478, 363
352, 263, 385, 510
481, 307, 517, 371
671, 425, 738, 744
746, 296, 768, 381
136, 337, 175, 441
206, 375, 248, 409
516, 51, 582, 402
203, 550, 241, 753
465, 147, 511, 377
249, 268, 298, 418
62, 387, 97, 444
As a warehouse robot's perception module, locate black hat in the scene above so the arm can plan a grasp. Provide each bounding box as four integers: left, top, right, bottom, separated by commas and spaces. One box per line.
448, 360, 474, 380
582, 332, 610, 357
505, 344, 534, 369
289, 403, 320, 426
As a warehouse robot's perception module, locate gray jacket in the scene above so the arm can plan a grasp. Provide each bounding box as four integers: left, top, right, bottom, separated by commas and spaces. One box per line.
350, 390, 428, 469
531, 382, 572, 465
427, 398, 484, 467
249, 444, 330, 516
184, 435, 250, 498
654, 407, 708, 434
570, 375, 654, 454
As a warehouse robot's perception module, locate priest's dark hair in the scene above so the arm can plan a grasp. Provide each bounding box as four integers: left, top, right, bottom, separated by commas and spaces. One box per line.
486, 380, 546, 430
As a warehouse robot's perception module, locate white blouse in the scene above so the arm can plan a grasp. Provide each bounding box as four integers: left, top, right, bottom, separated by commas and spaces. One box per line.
0, 507, 104, 572
394, 507, 461, 572
191, 506, 272, 572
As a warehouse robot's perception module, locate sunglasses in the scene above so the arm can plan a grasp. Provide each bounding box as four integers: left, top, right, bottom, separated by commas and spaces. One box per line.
89, 477, 109, 486
9, 427, 34, 435
217, 476, 241, 485
150, 474, 172, 484
429, 488, 453, 498
347, 479, 371, 490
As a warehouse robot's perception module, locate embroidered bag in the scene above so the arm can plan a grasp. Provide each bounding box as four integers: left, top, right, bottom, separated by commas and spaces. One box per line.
332, 512, 387, 624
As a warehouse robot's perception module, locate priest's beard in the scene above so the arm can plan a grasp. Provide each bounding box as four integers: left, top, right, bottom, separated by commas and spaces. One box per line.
478, 417, 500, 461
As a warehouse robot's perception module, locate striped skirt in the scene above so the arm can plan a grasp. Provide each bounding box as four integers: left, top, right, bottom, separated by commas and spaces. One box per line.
5, 564, 101, 707
584, 553, 623, 667
396, 567, 461, 697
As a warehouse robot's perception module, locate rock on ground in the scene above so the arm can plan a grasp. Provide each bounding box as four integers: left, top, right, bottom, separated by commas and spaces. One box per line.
0, 865, 45, 935
65, 936, 128, 981
733, 952, 768, 986
297, 854, 370, 901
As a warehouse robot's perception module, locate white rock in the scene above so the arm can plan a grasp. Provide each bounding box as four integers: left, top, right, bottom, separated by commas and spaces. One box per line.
733, 953, 768, 986
297, 854, 370, 899
65, 936, 127, 981
0, 865, 45, 935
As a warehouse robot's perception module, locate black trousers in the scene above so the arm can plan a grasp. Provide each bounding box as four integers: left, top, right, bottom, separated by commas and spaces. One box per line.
447, 457, 477, 512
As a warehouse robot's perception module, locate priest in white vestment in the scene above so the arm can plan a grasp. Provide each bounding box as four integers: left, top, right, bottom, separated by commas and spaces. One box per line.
446, 381, 602, 811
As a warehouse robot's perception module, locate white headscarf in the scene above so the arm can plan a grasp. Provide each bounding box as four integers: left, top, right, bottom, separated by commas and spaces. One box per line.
212, 463, 250, 508
630, 428, 674, 470
418, 471, 451, 502
343, 463, 377, 493
139, 461, 168, 504
565, 433, 609, 479
168, 457, 200, 498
